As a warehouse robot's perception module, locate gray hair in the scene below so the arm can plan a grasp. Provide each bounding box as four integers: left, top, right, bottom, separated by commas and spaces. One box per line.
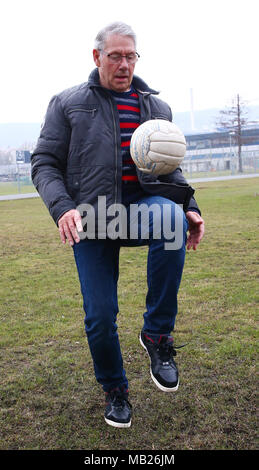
94, 21, 137, 50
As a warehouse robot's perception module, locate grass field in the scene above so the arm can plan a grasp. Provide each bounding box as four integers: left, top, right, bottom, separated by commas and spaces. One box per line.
0, 178, 258, 450
0, 181, 37, 196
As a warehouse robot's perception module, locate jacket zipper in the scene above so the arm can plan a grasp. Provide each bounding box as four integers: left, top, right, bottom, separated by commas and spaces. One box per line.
108, 96, 118, 205
137, 90, 151, 124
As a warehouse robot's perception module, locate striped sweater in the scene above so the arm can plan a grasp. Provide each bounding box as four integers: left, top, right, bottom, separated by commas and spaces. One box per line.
110, 87, 141, 185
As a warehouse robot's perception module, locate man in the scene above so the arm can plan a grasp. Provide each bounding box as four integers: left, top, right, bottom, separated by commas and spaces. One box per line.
31, 22, 204, 428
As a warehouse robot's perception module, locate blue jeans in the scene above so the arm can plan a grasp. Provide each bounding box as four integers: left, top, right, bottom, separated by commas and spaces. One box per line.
73, 196, 188, 392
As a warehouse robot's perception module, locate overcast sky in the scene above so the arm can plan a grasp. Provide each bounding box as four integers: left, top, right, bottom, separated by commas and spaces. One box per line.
1, 0, 258, 123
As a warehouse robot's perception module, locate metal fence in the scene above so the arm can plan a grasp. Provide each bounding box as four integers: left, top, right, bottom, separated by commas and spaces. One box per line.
182, 152, 259, 180
0, 155, 259, 198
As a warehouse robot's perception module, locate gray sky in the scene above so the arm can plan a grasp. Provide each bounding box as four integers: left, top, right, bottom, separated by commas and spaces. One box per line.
1, 0, 258, 123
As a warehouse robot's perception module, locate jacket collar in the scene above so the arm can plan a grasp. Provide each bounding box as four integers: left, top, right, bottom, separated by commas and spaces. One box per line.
87, 68, 159, 95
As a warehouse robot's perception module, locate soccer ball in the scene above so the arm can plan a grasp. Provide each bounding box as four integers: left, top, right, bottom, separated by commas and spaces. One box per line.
130, 119, 186, 175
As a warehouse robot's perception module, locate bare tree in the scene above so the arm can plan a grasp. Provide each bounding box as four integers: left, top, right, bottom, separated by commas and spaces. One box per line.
216, 94, 250, 173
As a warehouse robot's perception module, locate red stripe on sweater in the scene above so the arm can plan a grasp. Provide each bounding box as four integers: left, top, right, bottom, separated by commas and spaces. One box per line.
122, 175, 138, 181
117, 104, 140, 112
120, 122, 140, 129
121, 141, 131, 147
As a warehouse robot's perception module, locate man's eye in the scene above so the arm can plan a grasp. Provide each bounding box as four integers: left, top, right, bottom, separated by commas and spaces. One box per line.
110, 54, 120, 60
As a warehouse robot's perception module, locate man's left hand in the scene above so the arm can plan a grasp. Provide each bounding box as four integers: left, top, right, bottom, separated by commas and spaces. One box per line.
186, 211, 205, 250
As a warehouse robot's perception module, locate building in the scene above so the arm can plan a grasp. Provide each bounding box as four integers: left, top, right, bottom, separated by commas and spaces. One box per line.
16, 150, 32, 163
182, 127, 259, 174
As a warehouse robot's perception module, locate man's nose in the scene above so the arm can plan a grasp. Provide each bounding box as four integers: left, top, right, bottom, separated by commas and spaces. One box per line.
118, 56, 129, 68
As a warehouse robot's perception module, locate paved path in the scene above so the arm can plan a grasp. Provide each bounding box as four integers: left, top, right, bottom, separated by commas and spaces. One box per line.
0, 192, 39, 201
187, 173, 259, 183
0, 173, 258, 201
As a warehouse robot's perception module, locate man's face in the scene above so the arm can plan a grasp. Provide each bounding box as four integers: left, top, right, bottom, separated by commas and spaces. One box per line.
93, 34, 136, 92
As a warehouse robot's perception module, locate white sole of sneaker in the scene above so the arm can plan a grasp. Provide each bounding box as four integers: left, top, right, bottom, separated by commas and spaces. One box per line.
104, 417, 131, 428
139, 334, 179, 392
150, 372, 179, 392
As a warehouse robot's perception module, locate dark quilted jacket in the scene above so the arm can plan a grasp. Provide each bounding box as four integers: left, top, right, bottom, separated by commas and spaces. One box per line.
31, 68, 200, 226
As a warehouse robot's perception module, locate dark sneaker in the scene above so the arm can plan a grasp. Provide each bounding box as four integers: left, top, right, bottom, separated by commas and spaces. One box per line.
140, 330, 179, 392
104, 387, 132, 428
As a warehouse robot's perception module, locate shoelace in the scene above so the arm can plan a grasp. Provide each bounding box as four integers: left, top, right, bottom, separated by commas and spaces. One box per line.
107, 390, 132, 409
157, 341, 187, 364
157, 342, 176, 364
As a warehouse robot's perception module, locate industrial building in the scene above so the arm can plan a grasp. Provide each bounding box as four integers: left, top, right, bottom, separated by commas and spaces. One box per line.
182, 127, 259, 175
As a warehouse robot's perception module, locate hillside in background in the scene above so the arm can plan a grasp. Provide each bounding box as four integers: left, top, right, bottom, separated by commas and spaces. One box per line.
174, 104, 259, 135
0, 105, 258, 148
0, 123, 41, 149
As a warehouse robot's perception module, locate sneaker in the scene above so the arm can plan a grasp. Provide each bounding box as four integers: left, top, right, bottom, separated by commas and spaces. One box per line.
140, 330, 179, 392
104, 387, 132, 428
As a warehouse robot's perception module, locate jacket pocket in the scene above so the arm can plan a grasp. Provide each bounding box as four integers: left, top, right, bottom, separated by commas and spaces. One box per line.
66, 105, 99, 145
67, 106, 98, 118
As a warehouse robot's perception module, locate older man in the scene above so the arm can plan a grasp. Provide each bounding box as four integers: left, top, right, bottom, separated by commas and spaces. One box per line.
31, 22, 204, 428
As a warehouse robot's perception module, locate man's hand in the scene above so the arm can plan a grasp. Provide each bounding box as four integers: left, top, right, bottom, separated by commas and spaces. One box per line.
186, 211, 205, 251
58, 209, 83, 246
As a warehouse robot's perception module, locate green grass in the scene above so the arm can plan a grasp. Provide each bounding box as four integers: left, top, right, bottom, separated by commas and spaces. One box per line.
0, 178, 258, 450
183, 168, 259, 180
0, 181, 36, 196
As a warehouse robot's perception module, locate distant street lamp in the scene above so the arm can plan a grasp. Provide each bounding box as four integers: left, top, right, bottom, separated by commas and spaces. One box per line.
229, 131, 236, 174
17, 162, 21, 193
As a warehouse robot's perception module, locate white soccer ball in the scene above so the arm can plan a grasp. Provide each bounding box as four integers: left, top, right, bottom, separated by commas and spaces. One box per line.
130, 119, 186, 175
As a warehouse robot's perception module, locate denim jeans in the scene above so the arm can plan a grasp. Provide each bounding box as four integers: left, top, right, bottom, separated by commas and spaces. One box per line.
72, 195, 188, 392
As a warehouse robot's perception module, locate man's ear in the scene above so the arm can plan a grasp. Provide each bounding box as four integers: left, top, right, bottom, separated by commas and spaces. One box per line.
93, 49, 101, 67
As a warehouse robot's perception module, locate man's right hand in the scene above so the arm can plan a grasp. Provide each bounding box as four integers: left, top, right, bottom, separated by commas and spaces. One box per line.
58, 209, 83, 246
